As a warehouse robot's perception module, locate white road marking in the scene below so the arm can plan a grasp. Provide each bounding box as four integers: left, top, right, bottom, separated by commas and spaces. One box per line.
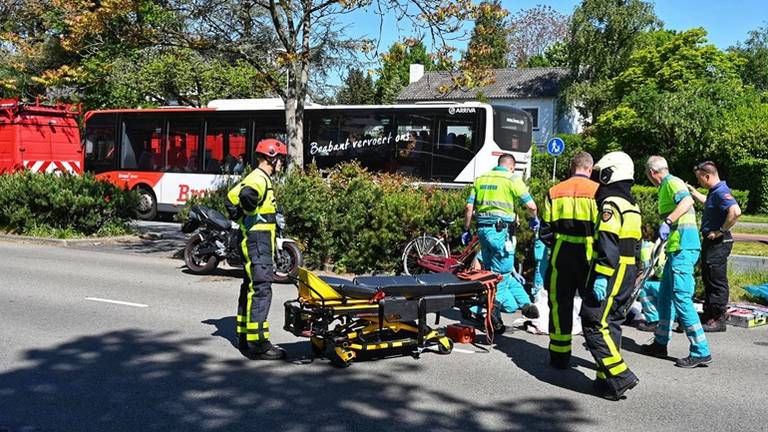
85, 297, 149, 308
453, 348, 476, 354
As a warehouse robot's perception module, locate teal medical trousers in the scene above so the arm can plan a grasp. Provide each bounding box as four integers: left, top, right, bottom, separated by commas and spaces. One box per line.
653, 249, 711, 358
478, 225, 531, 313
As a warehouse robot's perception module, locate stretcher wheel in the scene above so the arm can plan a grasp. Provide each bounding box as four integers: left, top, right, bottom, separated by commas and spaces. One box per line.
330, 347, 355, 368
437, 337, 454, 355
310, 337, 326, 357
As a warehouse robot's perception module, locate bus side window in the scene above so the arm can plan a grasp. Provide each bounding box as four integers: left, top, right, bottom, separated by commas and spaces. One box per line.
167, 118, 200, 173
433, 113, 477, 181
394, 113, 433, 178
122, 118, 164, 171
84, 119, 117, 174
205, 118, 249, 174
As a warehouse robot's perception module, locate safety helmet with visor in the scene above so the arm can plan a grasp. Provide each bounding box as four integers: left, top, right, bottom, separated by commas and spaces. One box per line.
592, 151, 634, 185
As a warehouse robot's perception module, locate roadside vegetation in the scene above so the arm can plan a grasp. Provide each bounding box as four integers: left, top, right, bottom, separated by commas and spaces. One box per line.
0, 171, 137, 238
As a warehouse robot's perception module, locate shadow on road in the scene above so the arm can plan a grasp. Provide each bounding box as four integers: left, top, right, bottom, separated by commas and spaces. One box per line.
495, 334, 597, 398
0, 328, 593, 432
182, 267, 245, 279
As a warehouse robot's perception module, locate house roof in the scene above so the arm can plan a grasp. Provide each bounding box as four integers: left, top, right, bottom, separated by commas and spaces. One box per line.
397, 67, 569, 101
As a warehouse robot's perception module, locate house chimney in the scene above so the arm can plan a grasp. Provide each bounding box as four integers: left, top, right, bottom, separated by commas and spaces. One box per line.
409, 64, 425, 84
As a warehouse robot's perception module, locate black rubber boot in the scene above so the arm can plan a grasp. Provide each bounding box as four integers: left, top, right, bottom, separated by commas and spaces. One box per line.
640, 341, 668, 358
241, 341, 286, 361
703, 317, 727, 333
600, 376, 640, 401
521, 303, 540, 319
490, 309, 506, 335
636, 321, 658, 332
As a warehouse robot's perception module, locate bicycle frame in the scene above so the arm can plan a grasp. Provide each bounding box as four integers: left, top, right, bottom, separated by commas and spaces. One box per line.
416, 235, 480, 273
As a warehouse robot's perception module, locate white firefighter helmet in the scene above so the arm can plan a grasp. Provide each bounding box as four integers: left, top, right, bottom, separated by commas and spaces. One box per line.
594, 151, 634, 184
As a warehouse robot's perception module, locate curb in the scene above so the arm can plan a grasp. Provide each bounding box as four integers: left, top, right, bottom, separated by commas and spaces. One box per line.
0, 233, 139, 247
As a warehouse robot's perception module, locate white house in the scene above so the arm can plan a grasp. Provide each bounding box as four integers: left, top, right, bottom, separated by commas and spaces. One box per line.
397, 65, 583, 148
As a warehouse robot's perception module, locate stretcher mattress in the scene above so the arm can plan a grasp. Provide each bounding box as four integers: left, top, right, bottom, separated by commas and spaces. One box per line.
319, 273, 485, 299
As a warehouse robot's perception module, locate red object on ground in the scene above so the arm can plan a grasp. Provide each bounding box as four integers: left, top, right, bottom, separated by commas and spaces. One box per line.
0, 98, 82, 174
446, 324, 476, 344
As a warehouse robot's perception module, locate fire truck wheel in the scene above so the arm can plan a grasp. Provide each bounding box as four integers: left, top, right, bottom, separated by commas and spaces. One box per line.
135, 186, 158, 220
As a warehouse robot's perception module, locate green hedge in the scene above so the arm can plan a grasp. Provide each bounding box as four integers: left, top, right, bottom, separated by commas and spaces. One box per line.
729, 158, 768, 213
179, 162, 749, 274
0, 171, 138, 237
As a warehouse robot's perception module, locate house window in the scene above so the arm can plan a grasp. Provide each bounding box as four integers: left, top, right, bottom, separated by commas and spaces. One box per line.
522, 108, 539, 131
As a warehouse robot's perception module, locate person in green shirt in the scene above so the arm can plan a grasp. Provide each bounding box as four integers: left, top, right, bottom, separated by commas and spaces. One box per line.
641, 156, 712, 368
463, 154, 539, 332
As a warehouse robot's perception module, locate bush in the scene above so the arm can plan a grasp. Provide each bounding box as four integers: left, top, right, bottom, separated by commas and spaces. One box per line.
729, 158, 767, 213
177, 161, 750, 275
0, 171, 137, 237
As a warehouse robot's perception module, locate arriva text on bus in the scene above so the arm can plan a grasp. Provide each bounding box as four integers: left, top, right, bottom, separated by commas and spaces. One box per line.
309, 132, 410, 156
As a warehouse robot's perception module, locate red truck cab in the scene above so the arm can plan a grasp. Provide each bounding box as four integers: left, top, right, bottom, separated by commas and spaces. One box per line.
0, 99, 83, 174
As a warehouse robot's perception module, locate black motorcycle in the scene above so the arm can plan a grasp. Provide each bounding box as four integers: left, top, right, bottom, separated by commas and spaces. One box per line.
181, 205, 303, 283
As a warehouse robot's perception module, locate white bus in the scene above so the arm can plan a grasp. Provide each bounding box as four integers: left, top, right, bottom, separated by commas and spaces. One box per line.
84, 100, 533, 219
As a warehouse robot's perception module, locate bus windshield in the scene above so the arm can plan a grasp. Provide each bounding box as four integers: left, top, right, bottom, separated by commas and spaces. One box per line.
492, 106, 532, 153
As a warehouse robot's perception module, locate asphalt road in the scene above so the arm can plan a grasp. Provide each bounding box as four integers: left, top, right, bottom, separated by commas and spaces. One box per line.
1, 241, 767, 432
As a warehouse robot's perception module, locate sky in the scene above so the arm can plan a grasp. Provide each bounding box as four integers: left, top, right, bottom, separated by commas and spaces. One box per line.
327, 0, 767, 87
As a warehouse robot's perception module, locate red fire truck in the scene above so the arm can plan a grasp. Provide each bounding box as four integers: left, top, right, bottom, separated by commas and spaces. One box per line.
0, 99, 83, 174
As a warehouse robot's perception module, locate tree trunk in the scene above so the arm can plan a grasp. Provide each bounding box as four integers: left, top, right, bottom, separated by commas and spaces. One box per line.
284, 65, 305, 169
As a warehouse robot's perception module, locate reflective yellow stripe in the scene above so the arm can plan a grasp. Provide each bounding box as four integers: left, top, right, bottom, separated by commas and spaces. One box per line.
549, 239, 564, 335
609, 362, 628, 376
262, 322, 269, 329
237, 326, 247, 333
246, 334, 261, 341
247, 322, 259, 330
549, 344, 572, 353
392, 341, 403, 348
554, 234, 590, 244
599, 264, 627, 376
619, 256, 636, 265
596, 371, 607, 379
595, 264, 615, 277
550, 333, 572, 341
263, 332, 270, 340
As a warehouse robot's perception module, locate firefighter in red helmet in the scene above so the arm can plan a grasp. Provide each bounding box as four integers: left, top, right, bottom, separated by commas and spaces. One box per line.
226, 138, 288, 360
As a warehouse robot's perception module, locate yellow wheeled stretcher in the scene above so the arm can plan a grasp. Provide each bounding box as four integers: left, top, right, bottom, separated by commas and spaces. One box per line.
284, 268, 501, 367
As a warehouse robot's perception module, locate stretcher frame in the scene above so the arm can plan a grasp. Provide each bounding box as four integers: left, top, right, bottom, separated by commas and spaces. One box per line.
284, 268, 500, 367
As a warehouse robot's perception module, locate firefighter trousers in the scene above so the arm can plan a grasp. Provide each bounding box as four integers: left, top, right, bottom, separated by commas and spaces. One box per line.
545, 239, 591, 365
237, 228, 275, 351
580, 258, 639, 392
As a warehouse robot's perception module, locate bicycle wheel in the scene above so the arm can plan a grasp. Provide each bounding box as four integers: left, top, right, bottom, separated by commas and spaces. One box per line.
402, 235, 449, 275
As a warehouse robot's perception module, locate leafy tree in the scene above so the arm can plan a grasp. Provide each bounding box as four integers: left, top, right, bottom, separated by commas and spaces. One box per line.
375, 41, 436, 104
591, 28, 754, 176
172, 1, 491, 168
526, 41, 569, 68
729, 25, 768, 91
102, 48, 269, 108
507, 5, 569, 68
336, 68, 376, 105
463, 1, 510, 69
565, 0, 660, 122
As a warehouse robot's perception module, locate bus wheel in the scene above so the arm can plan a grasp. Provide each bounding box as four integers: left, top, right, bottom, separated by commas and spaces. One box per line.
135, 186, 158, 220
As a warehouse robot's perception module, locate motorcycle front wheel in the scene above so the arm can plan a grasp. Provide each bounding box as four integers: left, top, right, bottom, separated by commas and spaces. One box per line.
184, 235, 220, 275
274, 242, 303, 283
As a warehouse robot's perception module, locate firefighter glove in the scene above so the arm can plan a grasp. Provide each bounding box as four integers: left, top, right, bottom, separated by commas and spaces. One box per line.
593, 275, 608, 302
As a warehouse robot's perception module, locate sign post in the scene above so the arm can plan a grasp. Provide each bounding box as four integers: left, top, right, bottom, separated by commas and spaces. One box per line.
546, 137, 565, 182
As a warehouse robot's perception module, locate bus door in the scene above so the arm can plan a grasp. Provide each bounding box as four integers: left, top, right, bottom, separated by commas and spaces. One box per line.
120, 115, 166, 196
163, 117, 204, 206
431, 109, 480, 182
393, 111, 434, 178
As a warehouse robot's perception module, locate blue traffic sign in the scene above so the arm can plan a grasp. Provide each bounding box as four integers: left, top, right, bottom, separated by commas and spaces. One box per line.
547, 137, 565, 156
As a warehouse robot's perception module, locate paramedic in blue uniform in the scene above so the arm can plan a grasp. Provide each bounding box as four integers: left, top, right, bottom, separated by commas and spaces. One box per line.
687, 161, 741, 332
